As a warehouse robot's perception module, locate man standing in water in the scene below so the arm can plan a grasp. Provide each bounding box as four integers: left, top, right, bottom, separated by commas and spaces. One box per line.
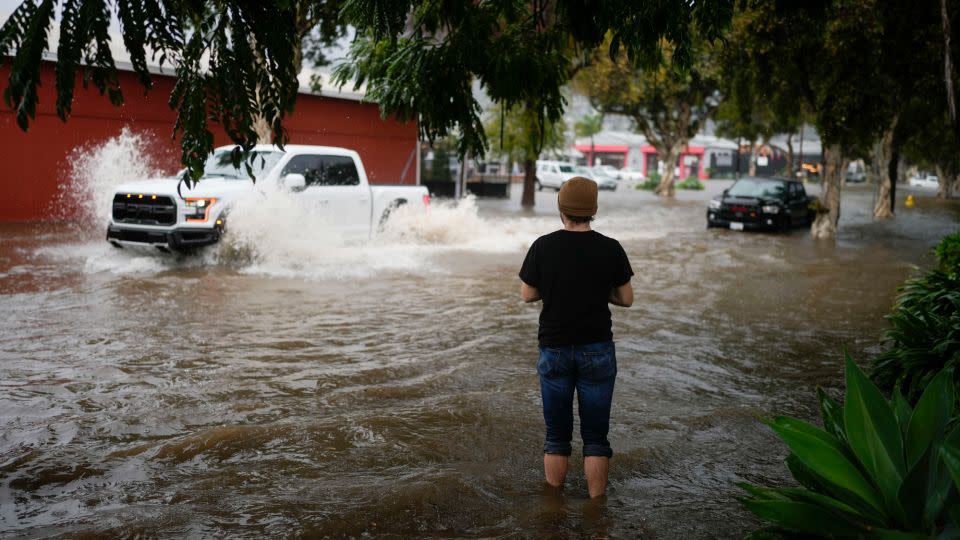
519, 177, 634, 498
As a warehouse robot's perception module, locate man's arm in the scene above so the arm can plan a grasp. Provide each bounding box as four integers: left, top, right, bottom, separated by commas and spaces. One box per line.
520, 281, 542, 303
609, 281, 633, 307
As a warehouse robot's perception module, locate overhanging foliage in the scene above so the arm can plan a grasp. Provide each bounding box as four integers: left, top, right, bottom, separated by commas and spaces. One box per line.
0, 1, 734, 182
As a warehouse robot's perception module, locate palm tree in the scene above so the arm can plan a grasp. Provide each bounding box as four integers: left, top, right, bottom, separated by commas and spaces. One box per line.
574, 114, 604, 166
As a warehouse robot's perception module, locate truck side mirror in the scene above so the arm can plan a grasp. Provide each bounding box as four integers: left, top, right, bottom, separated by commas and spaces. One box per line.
284, 173, 306, 192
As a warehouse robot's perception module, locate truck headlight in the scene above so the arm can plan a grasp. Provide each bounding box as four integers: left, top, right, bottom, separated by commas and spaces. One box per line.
185, 198, 217, 222
761, 205, 780, 214
709, 199, 722, 209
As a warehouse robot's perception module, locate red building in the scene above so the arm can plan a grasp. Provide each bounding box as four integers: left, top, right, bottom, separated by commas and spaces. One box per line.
575, 142, 707, 180
0, 60, 418, 222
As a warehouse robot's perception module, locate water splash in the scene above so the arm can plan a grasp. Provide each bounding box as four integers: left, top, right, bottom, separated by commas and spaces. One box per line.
52, 128, 171, 235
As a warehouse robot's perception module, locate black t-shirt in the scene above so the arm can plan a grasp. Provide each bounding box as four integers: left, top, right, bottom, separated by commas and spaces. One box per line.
519, 230, 634, 347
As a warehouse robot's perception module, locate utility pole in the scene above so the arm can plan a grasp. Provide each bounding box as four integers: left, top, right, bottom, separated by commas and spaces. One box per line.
798, 125, 805, 179
456, 153, 467, 199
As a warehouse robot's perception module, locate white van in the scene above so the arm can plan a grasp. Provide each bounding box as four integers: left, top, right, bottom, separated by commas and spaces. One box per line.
536, 160, 579, 190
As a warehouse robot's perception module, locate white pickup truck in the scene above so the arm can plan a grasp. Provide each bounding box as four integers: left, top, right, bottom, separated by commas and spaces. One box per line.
106, 144, 429, 251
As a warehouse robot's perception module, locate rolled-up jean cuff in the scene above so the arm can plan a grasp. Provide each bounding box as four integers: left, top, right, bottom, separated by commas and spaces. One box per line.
543, 442, 572, 456
583, 444, 613, 458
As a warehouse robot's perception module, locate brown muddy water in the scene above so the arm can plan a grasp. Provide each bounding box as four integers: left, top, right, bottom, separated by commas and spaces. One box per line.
1, 179, 958, 539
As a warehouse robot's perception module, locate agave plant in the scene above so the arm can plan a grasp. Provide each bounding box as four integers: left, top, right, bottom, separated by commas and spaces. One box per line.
740, 356, 959, 538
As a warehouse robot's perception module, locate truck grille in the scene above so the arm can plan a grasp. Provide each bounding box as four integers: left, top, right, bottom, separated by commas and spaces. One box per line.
112, 194, 176, 225
719, 204, 760, 222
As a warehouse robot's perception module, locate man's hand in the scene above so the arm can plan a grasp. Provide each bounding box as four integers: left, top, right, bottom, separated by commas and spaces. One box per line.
520, 281, 541, 303
609, 281, 633, 307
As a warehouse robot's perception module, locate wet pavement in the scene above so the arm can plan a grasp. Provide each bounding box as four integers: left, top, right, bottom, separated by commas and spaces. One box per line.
1, 179, 958, 538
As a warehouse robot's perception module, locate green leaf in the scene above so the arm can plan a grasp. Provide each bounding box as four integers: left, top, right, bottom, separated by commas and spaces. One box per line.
844, 354, 907, 516
783, 452, 889, 524
941, 444, 960, 494
892, 388, 913, 439
926, 425, 960, 526
817, 386, 847, 442
785, 453, 831, 493
738, 483, 791, 501
767, 416, 886, 516
898, 446, 931, 530
905, 370, 954, 469
777, 487, 883, 525
740, 499, 865, 537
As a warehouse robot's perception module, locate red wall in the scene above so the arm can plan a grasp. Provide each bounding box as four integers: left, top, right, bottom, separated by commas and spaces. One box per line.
0, 61, 418, 222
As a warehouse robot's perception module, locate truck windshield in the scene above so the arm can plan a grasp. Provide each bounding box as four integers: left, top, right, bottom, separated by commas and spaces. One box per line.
203, 151, 283, 180
728, 178, 787, 199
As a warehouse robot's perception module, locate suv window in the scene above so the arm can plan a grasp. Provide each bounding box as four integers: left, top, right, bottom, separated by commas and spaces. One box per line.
558, 165, 574, 173
789, 183, 804, 199
282, 155, 360, 186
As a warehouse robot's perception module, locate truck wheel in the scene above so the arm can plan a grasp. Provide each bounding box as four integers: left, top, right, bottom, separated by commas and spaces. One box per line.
536, 180, 543, 191
378, 199, 407, 232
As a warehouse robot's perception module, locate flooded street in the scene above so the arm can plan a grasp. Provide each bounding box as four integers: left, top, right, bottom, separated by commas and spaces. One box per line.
1, 179, 958, 538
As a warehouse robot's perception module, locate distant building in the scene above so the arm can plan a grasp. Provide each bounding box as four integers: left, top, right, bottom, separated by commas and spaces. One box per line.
574, 128, 823, 179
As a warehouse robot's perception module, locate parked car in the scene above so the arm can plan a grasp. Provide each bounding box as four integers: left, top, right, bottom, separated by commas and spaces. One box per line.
909, 173, 939, 189
589, 166, 621, 191
617, 166, 646, 182
845, 161, 867, 183
536, 160, 578, 190
574, 166, 617, 191
107, 145, 430, 251
598, 165, 620, 177
706, 177, 817, 231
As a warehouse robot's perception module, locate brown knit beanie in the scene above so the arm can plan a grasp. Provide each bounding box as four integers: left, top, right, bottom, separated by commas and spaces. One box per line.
558, 177, 598, 217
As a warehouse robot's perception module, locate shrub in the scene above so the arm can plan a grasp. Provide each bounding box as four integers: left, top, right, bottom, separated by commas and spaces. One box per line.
677, 176, 705, 190
740, 356, 960, 538
871, 269, 960, 403
636, 172, 660, 190
871, 232, 960, 404
936, 231, 960, 273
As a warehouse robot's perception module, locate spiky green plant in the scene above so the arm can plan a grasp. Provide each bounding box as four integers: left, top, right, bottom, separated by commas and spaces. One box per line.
871, 268, 960, 404
740, 356, 959, 538
936, 231, 960, 273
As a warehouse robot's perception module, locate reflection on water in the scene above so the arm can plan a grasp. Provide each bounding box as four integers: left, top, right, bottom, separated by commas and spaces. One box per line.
0, 182, 957, 538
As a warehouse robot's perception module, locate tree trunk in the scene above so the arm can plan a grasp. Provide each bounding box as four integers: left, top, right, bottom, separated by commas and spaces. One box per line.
785, 133, 794, 178
748, 140, 758, 177
934, 165, 959, 199
522, 158, 536, 208
937, 165, 949, 198
654, 144, 682, 197
890, 145, 899, 212
589, 137, 595, 166
872, 122, 896, 219
811, 144, 844, 239
943, 0, 960, 139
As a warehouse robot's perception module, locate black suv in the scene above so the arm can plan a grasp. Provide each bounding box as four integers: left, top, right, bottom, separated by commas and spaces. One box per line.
706, 177, 818, 231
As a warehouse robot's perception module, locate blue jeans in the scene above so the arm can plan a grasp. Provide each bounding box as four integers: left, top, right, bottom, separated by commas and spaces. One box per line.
537, 341, 617, 458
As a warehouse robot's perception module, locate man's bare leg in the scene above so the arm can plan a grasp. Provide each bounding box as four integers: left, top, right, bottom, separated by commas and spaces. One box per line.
544, 454, 569, 487
584, 456, 609, 498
